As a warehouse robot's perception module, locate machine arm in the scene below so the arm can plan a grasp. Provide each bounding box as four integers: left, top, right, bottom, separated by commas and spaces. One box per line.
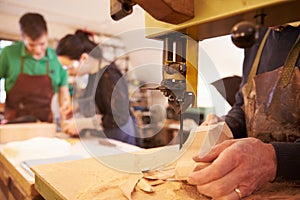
110, 0, 194, 24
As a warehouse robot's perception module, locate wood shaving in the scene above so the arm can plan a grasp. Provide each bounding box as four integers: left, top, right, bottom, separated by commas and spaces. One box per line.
136, 178, 154, 193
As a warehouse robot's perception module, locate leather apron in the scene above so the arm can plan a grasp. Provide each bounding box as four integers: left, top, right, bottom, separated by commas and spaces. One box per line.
4, 58, 54, 122
242, 29, 300, 142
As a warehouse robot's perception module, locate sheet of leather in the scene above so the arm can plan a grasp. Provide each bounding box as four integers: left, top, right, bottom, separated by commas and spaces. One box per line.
132, 181, 206, 200
175, 122, 233, 180
32, 158, 143, 200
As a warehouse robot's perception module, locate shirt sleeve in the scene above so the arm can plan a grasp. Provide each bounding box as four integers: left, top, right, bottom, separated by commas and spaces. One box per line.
53, 55, 68, 88
59, 66, 68, 87
271, 141, 300, 181
49, 48, 68, 88
0, 47, 8, 78
225, 88, 247, 138
95, 64, 130, 129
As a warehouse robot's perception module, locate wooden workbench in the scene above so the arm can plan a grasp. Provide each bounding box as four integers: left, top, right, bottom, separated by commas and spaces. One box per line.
0, 152, 42, 200
0, 133, 142, 200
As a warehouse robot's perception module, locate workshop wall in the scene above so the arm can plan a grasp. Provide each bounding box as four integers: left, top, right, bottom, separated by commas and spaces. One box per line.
0, 0, 244, 118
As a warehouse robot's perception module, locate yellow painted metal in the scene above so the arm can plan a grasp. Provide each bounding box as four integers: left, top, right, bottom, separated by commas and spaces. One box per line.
185, 36, 198, 107
145, 0, 299, 41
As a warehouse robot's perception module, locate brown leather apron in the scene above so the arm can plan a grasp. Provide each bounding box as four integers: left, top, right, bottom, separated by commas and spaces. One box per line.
242, 29, 300, 142
4, 58, 54, 122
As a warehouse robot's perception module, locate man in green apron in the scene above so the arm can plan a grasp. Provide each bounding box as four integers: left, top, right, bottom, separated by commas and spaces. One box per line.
0, 12, 70, 123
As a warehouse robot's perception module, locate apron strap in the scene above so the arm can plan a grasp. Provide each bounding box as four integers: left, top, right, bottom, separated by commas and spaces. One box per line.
280, 33, 300, 87
20, 57, 25, 73
46, 60, 50, 75
245, 28, 271, 96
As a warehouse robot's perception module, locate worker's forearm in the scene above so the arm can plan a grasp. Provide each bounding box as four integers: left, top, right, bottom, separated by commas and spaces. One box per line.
58, 86, 72, 121
58, 86, 71, 107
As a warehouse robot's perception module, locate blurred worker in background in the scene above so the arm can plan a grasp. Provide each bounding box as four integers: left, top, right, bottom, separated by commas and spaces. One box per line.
0, 12, 70, 123
188, 24, 300, 199
56, 30, 139, 145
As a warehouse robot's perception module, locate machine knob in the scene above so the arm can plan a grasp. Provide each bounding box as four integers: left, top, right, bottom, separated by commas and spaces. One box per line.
231, 21, 257, 48
111, 0, 134, 21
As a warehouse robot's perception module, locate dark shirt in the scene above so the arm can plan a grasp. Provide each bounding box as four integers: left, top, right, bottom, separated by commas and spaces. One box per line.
74, 72, 100, 117
225, 25, 300, 181
272, 141, 300, 181
74, 62, 137, 145
95, 62, 131, 130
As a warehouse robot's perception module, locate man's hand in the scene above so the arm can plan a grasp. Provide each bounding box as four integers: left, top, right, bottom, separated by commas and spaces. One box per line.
58, 86, 72, 120
61, 119, 79, 136
188, 138, 277, 199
